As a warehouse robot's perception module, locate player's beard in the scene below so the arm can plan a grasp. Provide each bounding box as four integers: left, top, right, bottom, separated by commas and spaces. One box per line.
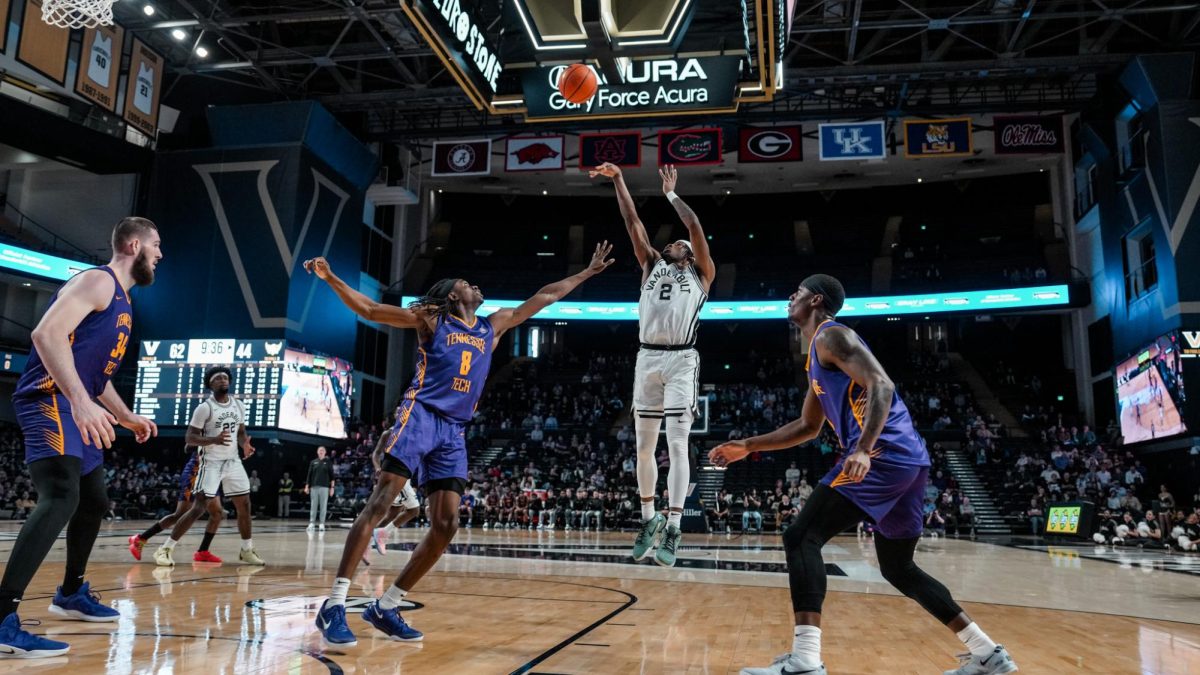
132, 248, 156, 286
213, 383, 229, 396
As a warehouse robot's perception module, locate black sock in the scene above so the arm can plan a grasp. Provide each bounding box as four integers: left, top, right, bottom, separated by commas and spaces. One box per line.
199, 531, 216, 552
61, 574, 84, 596
140, 522, 164, 541
0, 592, 20, 621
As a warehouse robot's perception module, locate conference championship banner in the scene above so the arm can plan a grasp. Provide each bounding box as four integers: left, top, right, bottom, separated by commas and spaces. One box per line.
432, 139, 492, 176
904, 118, 973, 158
505, 136, 564, 172
818, 121, 886, 161
993, 114, 1065, 154
578, 132, 641, 169
658, 128, 722, 166
17, 0, 70, 84
738, 126, 802, 163
123, 38, 164, 137
75, 24, 125, 113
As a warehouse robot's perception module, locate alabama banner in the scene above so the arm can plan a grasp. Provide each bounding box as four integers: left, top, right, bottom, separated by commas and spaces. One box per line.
432, 139, 492, 176
658, 128, 723, 166
904, 118, 973, 158
579, 132, 641, 169
505, 136, 564, 172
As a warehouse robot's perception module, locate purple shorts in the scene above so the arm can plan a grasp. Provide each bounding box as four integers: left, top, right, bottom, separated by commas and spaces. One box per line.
15, 393, 103, 475
821, 456, 929, 539
384, 400, 468, 488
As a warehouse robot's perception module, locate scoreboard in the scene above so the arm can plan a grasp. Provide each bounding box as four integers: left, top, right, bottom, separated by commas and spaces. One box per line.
134, 338, 284, 428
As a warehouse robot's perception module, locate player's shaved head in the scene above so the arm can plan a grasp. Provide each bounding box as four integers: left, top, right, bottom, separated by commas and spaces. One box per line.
111, 217, 158, 253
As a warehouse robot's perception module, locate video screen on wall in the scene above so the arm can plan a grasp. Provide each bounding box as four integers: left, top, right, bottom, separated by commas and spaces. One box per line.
1115, 332, 1188, 444
277, 348, 353, 438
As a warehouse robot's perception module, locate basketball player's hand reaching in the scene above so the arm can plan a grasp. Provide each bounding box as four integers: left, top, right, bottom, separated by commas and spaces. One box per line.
584, 240, 616, 275
588, 163, 621, 179
843, 449, 871, 482
242, 435, 256, 459
659, 164, 678, 194
709, 440, 750, 468
118, 412, 158, 444
303, 257, 332, 280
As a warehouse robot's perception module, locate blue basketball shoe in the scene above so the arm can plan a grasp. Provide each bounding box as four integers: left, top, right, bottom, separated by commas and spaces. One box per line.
315, 599, 357, 647
49, 582, 119, 622
0, 614, 70, 659
361, 601, 423, 641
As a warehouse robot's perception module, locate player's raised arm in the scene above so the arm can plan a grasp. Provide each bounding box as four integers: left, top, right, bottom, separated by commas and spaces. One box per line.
589, 163, 658, 272
304, 257, 428, 329
659, 165, 715, 290
709, 386, 826, 467
489, 241, 615, 338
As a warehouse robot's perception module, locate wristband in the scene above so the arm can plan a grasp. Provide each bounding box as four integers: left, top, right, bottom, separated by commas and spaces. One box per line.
666, 191, 680, 203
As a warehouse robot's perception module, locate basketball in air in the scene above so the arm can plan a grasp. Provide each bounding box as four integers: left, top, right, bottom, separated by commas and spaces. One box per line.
558, 64, 598, 104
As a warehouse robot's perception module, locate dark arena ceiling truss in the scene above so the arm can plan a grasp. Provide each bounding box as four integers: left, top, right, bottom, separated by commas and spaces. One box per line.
117, 0, 1200, 139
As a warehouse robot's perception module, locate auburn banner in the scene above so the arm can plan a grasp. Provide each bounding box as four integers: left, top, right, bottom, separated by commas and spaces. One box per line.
505, 136, 564, 172
993, 114, 1064, 154
658, 128, 722, 166
579, 132, 641, 169
903, 118, 973, 158
738, 126, 802, 163
432, 139, 492, 176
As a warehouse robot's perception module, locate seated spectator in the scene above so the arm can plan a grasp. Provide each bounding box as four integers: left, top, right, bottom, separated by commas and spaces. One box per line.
958, 496, 975, 535
742, 491, 763, 533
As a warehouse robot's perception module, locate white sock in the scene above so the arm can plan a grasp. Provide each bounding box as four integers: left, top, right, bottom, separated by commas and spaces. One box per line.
640, 500, 656, 521
162, 538, 178, 551
329, 577, 351, 607
241, 538, 253, 551
378, 584, 408, 611
956, 622, 997, 658
667, 511, 682, 528
791, 625, 822, 668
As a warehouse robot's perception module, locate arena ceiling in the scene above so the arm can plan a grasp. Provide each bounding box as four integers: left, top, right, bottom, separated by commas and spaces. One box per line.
117, 0, 1199, 140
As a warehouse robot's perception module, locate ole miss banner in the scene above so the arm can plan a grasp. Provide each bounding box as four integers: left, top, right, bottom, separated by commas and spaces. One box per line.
579, 132, 641, 169
738, 126, 802, 163
903, 118, 973, 158
432, 139, 492, 176
658, 128, 723, 166
993, 115, 1064, 154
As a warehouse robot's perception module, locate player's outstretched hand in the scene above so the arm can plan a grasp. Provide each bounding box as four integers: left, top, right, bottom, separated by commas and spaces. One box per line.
588, 163, 621, 179
119, 413, 158, 443
843, 449, 871, 483
709, 440, 749, 468
242, 436, 255, 459
585, 240, 615, 275
659, 164, 678, 194
303, 257, 332, 280
74, 399, 118, 449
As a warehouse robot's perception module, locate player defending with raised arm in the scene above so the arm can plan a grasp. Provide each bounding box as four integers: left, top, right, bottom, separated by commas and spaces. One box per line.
710, 275, 1017, 675
590, 162, 714, 567
305, 242, 614, 646
0, 217, 160, 658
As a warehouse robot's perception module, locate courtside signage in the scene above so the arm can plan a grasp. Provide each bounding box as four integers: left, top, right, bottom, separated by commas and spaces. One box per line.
401, 284, 1071, 321
818, 121, 886, 161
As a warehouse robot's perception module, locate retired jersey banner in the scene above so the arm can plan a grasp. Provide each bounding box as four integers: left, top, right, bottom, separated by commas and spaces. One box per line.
904, 118, 973, 158
579, 132, 641, 169
75, 24, 125, 113
993, 114, 1064, 154
123, 38, 164, 137
505, 136, 564, 172
431, 139, 492, 177
738, 126, 802, 163
658, 128, 722, 166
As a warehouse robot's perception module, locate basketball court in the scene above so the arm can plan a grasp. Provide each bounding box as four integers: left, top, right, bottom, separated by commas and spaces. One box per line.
0, 522, 1197, 673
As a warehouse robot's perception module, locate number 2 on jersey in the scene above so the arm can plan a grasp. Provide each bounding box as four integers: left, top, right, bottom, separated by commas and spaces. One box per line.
460, 350, 473, 376
659, 283, 673, 301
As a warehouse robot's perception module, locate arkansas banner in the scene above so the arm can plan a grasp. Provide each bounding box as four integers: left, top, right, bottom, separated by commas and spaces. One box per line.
505, 136, 564, 171
578, 132, 641, 169
737, 126, 802, 163
431, 139, 492, 176
993, 115, 1064, 154
903, 118, 973, 158
658, 128, 723, 166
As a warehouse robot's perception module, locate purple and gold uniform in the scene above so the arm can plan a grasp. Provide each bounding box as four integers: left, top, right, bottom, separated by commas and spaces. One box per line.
13, 267, 133, 475
807, 320, 931, 538
384, 313, 494, 488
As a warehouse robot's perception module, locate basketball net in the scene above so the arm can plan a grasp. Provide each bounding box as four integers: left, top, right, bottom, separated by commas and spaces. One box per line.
42, 0, 115, 29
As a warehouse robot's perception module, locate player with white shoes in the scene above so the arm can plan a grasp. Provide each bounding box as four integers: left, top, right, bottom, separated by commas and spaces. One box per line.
591, 162, 715, 567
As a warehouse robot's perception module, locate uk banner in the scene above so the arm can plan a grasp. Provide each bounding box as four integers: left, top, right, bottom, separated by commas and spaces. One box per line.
903, 118, 973, 158
432, 139, 492, 176
578, 132, 641, 169
657, 128, 723, 166
818, 121, 886, 161
993, 115, 1064, 154
738, 126, 803, 163
505, 136, 564, 172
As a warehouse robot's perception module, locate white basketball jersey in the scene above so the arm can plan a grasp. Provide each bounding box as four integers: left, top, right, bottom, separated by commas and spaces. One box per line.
87, 33, 112, 87
188, 396, 246, 461
133, 62, 154, 114
638, 258, 707, 346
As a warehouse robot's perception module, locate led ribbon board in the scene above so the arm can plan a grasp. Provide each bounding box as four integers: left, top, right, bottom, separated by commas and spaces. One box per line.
401, 284, 1071, 321
0, 244, 91, 281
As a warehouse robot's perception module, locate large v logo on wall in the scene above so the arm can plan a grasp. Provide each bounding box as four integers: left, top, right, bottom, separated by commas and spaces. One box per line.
193, 160, 350, 331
